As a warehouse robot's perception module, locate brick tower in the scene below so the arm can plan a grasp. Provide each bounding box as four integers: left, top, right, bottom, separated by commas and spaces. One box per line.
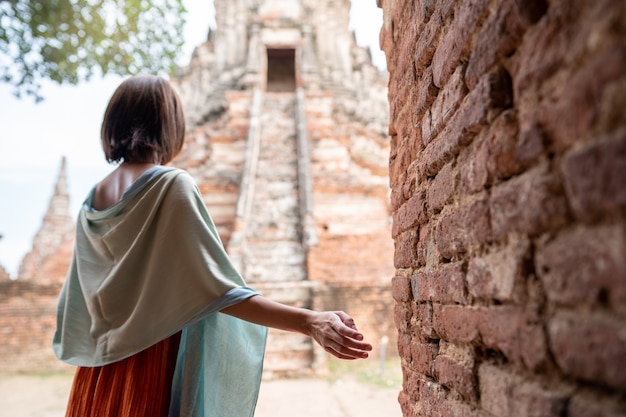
171, 0, 394, 376
18, 157, 74, 284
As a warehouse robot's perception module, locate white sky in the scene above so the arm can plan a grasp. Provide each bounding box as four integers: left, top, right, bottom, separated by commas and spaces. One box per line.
0, 1, 385, 277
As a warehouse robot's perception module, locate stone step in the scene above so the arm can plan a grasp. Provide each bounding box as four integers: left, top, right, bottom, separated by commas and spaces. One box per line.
245, 92, 306, 279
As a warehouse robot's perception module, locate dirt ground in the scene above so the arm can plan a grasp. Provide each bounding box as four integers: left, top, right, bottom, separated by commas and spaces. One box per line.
0, 369, 402, 417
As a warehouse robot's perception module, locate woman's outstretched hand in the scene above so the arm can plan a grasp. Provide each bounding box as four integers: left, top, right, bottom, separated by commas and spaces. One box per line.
221, 295, 372, 360
305, 311, 372, 360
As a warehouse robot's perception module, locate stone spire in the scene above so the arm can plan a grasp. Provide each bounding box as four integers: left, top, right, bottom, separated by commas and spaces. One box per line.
18, 157, 75, 283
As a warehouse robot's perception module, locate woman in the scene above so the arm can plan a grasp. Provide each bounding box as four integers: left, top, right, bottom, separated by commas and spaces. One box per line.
53, 74, 372, 417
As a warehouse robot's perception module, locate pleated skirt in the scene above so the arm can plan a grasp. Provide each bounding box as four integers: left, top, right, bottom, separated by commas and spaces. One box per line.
64, 332, 181, 417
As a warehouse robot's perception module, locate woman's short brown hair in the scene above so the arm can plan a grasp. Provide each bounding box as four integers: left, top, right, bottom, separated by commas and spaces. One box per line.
101, 75, 186, 165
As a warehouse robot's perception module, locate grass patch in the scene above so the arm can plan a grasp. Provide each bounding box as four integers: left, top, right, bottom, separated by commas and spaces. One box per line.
326, 356, 402, 389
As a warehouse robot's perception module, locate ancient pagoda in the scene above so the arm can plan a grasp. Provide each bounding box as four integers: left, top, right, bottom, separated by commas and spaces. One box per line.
170, 0, 393, 376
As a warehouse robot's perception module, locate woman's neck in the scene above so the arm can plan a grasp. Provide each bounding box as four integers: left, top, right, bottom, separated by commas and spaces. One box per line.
91, 162, 157, 210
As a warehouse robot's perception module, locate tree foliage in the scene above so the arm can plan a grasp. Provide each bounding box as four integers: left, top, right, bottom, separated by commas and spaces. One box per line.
0, 0, 186, 101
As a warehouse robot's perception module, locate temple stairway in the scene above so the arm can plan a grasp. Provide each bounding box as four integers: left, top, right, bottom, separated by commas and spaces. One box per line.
236, 91, 315, 377
245, 92, 307, 283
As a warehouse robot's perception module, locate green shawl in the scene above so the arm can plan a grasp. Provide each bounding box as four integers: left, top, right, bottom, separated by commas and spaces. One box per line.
53, 166, 267, 416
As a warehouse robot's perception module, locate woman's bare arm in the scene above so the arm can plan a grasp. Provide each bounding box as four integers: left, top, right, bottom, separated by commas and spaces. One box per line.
221, 295, 372, 360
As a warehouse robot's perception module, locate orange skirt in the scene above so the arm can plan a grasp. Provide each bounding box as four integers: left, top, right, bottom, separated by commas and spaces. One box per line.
65, 332, 181, 417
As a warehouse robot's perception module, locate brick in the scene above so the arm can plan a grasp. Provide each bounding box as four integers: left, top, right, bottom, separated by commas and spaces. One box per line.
392, 190, 428, 237
516, 114, 547, 168
390, 179, 406, 212
412, 261, 467, 304
398, 390, 418, 417
435, 0, 459, 22
416, 379, 448, 416
426, 66, 468, 145
485, 109, 523, 181
597, 78, 626, 135
438, 398, 481, 417
414, 68, 440, 119
413, 0, 437, 29
397, 331, 411, 360
569, 391, 626, 417
549, 311, 626, 391
435, 197, 490, 259
411, 341, 439, 376
541, 42, 626, 150
561, 131, 626, 221
415, 368, 482, 417
394, 229, 419, 268
402, 366, 423, 405
391, 0, 420, 45
458, 131, 489, 194
394, 303, 413, 334
420, 68, 512, 177
433, 305, 480, 344
389, 145, 414, 200
434, 354, 476, 400
466, 0, 548, 89
389, 130, 402, 160
414, 10, 444, 71
388, 10, 418, 115
395, 89, 424, 149
428, 161, 457, 213
391, 275, 413, 302
467, 236, 529, 302
490, 163, 568, 240
536, 223, 626, 308
421, 109, 433, 149
402, 162, 418, 201
389, 74, 416, 134
509, 5, 570, 98
477, 306, 546, 369
432, 0, 492, 87
415, 225, 429, 267
479, 363, 568, 417
414, 302, 435, 340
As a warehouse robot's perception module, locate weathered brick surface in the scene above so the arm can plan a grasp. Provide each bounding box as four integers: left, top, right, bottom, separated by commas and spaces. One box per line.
489, 163, 568, 240
479, 363, 570, 417
428, 161, 456, 213
465, 0, 547, 89
536, 223, 626, 308
431, 0, 492, 87
467, 236, 529, 302
435, 196, 490, 259
548, 311, 626, 391
0, 281, 72, 373
412, 261, 467, 304
561, 130, 626, 222
434, 353, 476, 401
381, 0, 626, 414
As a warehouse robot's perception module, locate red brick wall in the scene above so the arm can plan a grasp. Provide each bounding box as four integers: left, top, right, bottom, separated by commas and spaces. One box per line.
0, 281, 72, 373
379, 0, 626, 415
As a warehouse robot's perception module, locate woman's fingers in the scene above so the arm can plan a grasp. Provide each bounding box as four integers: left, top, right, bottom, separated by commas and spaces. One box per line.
334, 310, 358, 330
323, 313, 372, 359
308, 311, 372, 359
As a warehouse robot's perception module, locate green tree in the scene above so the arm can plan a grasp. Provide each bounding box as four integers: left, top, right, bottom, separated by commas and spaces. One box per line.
0, 0, 186, 101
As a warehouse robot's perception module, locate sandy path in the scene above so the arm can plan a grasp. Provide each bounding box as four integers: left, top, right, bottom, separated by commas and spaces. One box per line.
0, 373, 401, 417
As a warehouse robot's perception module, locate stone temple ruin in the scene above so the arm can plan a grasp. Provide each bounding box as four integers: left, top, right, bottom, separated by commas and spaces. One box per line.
0, 0, 396, 376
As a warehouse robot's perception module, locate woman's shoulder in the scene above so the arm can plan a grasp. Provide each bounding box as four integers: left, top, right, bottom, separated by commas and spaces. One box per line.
160, 167, 201, 194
